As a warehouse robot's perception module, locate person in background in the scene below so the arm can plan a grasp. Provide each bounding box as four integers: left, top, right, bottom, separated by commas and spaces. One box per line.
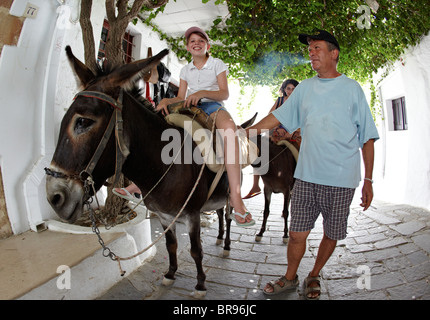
243, 79, 299, 199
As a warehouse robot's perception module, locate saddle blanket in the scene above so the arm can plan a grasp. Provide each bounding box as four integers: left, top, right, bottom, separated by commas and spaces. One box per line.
276, 139, 299, 162
165, 112, 259, 173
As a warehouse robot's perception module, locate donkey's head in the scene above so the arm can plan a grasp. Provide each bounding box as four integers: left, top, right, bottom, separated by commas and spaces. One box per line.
45, 46, 168, 223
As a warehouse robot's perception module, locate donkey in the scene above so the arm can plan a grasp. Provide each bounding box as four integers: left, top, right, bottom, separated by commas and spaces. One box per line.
45, 46, 256, 298
251, 135, 296, 243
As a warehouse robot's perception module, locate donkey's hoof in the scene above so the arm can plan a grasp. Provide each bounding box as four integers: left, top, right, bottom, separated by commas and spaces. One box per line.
216, 238, 223, 246
192, 290, 207, 299
255, 235, 263, 242
162, 276, 175, 286
222, 249, 230, 257
283, 237, 289, 244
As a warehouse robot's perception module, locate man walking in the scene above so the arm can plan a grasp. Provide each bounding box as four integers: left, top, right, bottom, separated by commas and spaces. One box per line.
246, 30, 379, 299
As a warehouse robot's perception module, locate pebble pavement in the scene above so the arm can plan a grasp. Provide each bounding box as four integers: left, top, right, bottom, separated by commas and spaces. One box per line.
97, 186, 430, 301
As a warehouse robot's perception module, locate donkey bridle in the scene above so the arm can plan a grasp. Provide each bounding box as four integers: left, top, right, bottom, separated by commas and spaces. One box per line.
45, 89, 130, 187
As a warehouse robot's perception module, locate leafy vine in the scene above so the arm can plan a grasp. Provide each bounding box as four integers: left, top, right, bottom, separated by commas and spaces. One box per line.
139, 0, 430, 118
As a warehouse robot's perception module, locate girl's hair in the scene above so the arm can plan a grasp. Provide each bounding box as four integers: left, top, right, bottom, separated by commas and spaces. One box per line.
280, 79, 299, 96
186, 32, 210, 58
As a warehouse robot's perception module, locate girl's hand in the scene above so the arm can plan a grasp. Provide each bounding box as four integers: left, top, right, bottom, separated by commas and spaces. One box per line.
156, 99, 169, 116
184, 92, 203, 108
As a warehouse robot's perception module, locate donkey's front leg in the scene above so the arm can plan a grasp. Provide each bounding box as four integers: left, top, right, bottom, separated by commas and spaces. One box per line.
223, 206, 232, 256
162, 223, 178, 285
255, 187, 272, 242
216, 208, 224, 245
189, 215, 206, 298
282, 189, 291, 244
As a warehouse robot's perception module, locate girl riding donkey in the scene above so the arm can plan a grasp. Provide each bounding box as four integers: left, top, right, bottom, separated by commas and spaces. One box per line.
115, 27, 255, 227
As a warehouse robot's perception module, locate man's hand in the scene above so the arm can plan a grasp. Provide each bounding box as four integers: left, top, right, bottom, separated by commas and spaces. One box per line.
360, 180, 373, 211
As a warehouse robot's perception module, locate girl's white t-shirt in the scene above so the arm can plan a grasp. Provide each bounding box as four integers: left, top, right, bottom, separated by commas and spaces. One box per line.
180, 56, 228, 106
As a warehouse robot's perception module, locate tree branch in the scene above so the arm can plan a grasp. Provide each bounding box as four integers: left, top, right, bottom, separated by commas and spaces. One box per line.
79, 0, 97, 73
105, 0, 117, 22
117, 0, 128, 20
128, 0, 169, 20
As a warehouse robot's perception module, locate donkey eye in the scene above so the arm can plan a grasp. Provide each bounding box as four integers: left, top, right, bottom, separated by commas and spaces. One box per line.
74, 117, 95, 134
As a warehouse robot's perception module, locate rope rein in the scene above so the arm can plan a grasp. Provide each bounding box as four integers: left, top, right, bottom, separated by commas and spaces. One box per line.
86, 107, 222, 276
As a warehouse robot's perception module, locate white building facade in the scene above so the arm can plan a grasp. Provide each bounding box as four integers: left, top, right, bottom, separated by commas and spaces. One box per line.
0, 0, 429, 237
372, 32, 430, 211
0, 0, 183, 235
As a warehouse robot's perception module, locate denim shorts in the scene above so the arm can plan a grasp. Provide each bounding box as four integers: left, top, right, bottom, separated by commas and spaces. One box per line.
290, 179, 355, 240
199, 101, 226, 116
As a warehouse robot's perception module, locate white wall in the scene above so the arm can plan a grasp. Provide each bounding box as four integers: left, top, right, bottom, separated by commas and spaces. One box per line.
0, 0, 60, 234
0, 0, 183, 235
2, 1, 428, 235
373, 32, 430, 210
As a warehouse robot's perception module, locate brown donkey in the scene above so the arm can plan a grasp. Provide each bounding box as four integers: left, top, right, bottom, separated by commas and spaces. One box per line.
252, 135, 296, 243
45, 46, 255, 297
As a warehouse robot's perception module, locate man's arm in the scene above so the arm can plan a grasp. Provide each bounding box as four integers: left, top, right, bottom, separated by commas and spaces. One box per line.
360, 139, 375, 211
245, 113, 280, 137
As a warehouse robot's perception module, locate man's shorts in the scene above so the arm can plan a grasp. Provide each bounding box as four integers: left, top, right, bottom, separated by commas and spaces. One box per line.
290, 179, 355, 240
199, 101, 226, 116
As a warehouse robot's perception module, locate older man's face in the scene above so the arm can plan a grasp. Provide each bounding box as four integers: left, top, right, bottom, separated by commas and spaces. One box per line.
308, 40, 335, 72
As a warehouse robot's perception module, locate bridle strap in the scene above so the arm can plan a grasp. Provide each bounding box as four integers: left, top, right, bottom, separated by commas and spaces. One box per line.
46, 89, 129, 186
113, 90, 130, 183
74, 90, 123, 111
78, 89, 129, 185
82, 111, 116, 179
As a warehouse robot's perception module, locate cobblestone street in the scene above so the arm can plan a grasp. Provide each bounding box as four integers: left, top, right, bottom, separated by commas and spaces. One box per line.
98, 177, 430, 301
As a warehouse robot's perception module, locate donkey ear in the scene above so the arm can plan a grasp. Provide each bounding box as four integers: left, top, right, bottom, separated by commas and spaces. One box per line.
65, 46, 95, 88
107, 49, 169, 88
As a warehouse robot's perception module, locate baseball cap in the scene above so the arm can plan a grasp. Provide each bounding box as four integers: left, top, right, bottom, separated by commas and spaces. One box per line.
298, 30, 340, 51
184, 26, 210, 42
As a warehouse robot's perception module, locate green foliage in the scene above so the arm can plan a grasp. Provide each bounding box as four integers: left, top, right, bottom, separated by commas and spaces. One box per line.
141, 0, 430, 116
206, 0, 430, 87
233, 80, 258, 120
145, 0, 430, 84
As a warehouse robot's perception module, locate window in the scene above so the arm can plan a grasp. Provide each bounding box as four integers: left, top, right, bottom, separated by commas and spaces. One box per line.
122, 32, 134, 63
98, 20, 134, 64
97, 20, 109, 63
392, 97, 408, 131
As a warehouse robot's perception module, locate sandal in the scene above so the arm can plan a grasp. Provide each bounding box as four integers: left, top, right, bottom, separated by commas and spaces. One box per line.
304, 274, 321, 300
242, 191, 262, 199
263, 275, 299, 295
112, 188, 142, 205
232, 211, 255, 227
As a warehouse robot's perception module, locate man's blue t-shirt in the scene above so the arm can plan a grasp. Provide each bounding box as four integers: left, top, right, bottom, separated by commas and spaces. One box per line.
272, 74, 379, 188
